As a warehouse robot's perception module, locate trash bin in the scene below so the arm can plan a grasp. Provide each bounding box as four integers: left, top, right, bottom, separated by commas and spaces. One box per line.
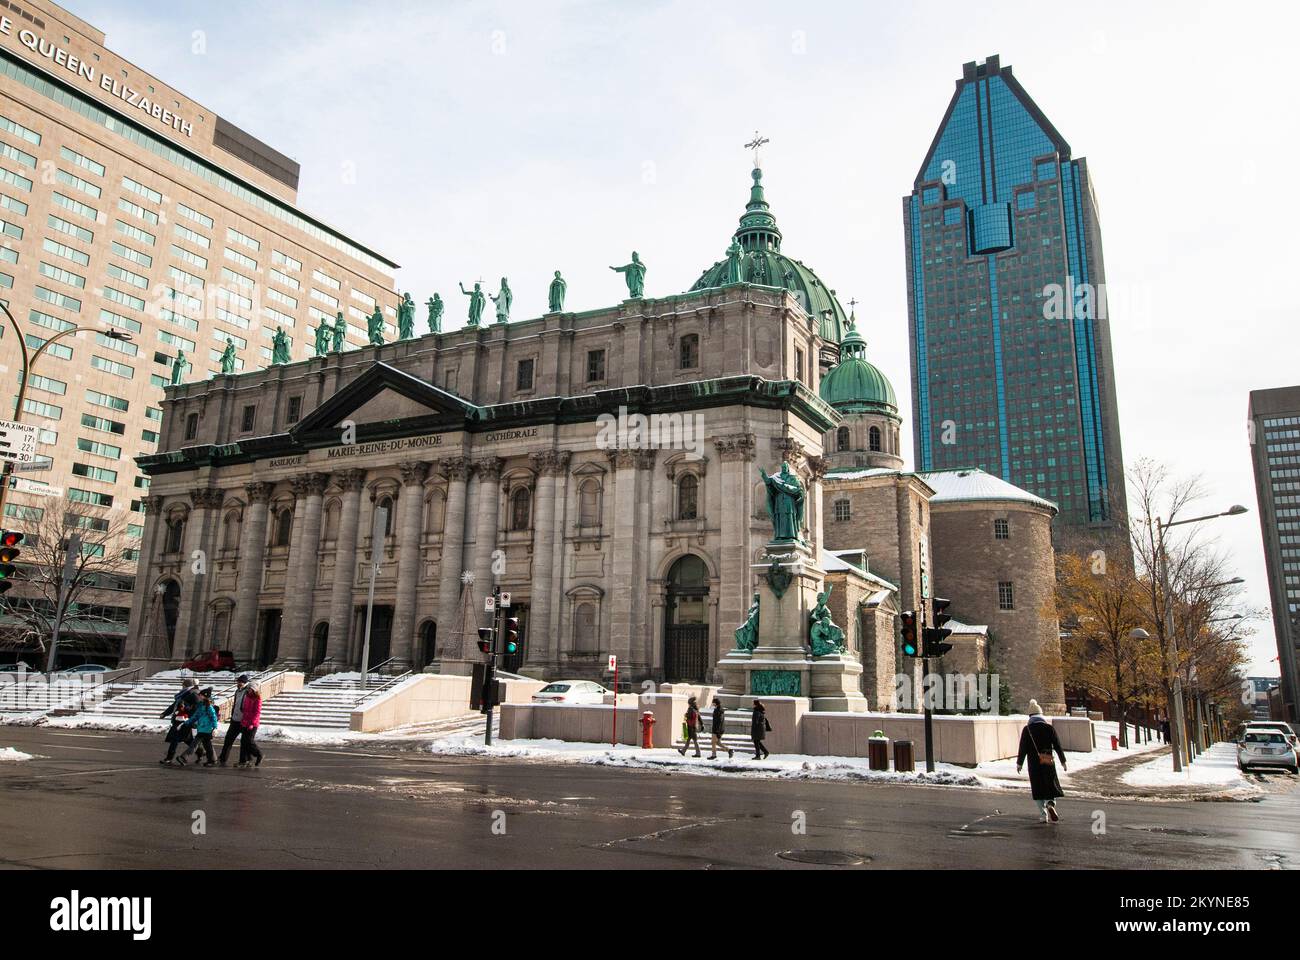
867, 736, 890, 771
893, 739, 915, 773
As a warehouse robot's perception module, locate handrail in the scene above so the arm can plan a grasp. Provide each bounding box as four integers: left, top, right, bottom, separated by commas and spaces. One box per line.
211, 669, 283, 707
309, 656, 335, 677
356, 656, 398, 688
5, 666, 143, 715
354, 670, 413, 708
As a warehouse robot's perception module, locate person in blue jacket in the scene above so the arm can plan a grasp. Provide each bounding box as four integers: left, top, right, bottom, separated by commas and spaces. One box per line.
176, 688, 218, 767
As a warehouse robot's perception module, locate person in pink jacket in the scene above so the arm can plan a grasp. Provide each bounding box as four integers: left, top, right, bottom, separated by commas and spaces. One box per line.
236, 684, 264, 768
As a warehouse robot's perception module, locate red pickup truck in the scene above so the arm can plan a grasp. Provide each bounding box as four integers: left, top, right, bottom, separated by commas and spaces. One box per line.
181, 650, 238, 673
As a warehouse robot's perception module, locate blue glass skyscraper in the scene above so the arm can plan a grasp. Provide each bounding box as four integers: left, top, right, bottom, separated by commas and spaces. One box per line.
904, 56, 1126, 533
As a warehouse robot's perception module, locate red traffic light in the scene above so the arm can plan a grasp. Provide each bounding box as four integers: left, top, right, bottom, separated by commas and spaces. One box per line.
0, 531, 23, 548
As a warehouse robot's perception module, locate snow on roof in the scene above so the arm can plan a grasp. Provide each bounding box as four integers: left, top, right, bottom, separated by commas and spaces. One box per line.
819, 548, 897, 590
918, 468, 1057, 513
947, 620, 988, 635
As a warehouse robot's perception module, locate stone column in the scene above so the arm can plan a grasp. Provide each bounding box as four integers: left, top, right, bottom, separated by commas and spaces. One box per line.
280, 472, 328, 668
715, 434, 757, 667
325, 469, 366, 665
632, 450, 656, 671
470, 457, 504, 594
606, 450, 639, 665
390, 460, 431, 671
229, 482, 273, 663
123, 494, 167, 663
172, 487, 225, 660
435, 458, 473, 656
527, 450, 568, 668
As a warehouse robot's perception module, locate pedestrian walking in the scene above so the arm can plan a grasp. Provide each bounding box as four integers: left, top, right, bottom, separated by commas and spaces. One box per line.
1160, 719, 1171, 744
1016, 699, 1067, 822
677, 695, 702, 757
750, 699, 771, 760
159, 678, 199, 765
176, 688, 218, 766
218, 674, 251, 767
236, 682, 264, 768
708, 697, 734, 760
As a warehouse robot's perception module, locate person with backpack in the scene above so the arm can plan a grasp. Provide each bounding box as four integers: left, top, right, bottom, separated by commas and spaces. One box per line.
1016, 699, 1067, 822
750, 699, 772, 759
708, 697, 734, 760
176, 688, 218, 767
236, 683, 264, 768
677, 695, 702, 757
159, 678, 199, 766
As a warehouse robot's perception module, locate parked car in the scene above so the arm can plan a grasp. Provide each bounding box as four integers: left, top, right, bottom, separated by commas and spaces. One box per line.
0, 661, 37, 673
1237, 729, 1299, 774
1243, 722, 1299, 765
60, 664, 112, 674
181, 650, 238, 672
531, 680, 612, 705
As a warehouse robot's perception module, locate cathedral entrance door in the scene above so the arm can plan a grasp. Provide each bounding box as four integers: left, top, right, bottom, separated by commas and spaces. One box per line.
358, 605, 393, 670
256, 610, 281, 669
663, 555, 710, 683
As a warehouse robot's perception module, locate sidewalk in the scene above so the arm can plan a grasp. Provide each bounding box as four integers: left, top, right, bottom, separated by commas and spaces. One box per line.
1068, 742, 1265, 801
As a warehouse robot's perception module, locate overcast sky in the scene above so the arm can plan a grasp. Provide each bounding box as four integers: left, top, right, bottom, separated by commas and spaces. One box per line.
71, 0, 1299, 673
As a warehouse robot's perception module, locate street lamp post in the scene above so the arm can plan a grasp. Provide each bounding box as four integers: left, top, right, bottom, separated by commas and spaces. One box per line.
1154, 505, 1248, 773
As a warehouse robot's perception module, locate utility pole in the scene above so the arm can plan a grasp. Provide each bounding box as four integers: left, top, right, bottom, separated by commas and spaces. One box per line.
482, 584, 500, 746
358, 505, 387, 690
45, 533, 81, 673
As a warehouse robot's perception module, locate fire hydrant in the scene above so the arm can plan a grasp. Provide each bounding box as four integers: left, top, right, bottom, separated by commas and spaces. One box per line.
1111, 734, 1119, 751
639, 711, 656, 749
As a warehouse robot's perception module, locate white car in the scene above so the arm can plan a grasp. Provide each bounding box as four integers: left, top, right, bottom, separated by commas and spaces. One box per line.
531, 680, 612, 705
1243, 722, 1299, 766
1237, 729, 1299, 774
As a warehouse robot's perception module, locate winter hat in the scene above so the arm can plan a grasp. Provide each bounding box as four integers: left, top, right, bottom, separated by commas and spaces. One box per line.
236, 674, 250, 683
200, 687, 213, 698
1027, 699, 1043, 716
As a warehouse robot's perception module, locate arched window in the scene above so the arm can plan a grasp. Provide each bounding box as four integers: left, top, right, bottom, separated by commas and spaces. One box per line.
510, 487, 531, 531
274, 509, 293, 547
679, 333, 699, 370
578, 479, 601, 527
836, 426, 851, 452
677, 474, 698, 521
164, 515, 186, 554
869, 426, 882, 452
209, 608, 229, 648
377, 496, 395, 537
221, 512, 240, 552
322, 501, 340, 542
575, 602, 597, 652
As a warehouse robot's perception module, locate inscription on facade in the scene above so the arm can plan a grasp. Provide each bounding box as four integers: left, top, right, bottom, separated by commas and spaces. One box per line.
323, 434, 444, 460
269, 457, 304, 469
482, 428, 539, 444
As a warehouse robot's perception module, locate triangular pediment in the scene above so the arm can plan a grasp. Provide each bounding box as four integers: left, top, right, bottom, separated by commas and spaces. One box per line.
292, 362, 480, 437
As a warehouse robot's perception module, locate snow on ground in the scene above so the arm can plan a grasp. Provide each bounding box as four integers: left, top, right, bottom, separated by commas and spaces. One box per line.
1122, 742, 1253, 789
975, 720, 1165, 785
0, 746, 35, 761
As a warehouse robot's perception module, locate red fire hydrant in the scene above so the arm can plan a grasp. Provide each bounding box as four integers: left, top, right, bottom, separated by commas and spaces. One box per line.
639, 711, 656, 749
1111, 734, 1119, 751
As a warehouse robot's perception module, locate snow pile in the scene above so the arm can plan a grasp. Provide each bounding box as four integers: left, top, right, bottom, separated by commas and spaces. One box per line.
1122, 742, 1255, 789
0, 746, 35, 761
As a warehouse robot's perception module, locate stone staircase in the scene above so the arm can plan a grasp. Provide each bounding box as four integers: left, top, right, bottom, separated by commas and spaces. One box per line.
254, 675, 390, 730
671, 708, 756, 754
94, 673, 253, 721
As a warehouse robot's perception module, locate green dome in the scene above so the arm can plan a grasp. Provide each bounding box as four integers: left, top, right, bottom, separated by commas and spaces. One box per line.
689, 167, 849, 345
819, 319, 898, 413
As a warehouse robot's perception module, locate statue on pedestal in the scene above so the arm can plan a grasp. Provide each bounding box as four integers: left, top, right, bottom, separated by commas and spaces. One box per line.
734, 593, 760, 652
459, 281, 486, 327
271, 327, 290, 365
490, 277, 512, 324
397, 292, 416, 340
725, 239, 743, 284
548, 271, 567, 313
367, 307, 385, 346
427, 294, 444, 334
313, 318, 331, 357
332, 311, 346, 353
170, 349, 187, 386
759, 461, 805, 543
610, 251, 646, 298
219, 339, 237, 375
809, 585, 846, 656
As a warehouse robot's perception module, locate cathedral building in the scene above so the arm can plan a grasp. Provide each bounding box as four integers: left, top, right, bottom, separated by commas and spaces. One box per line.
125, 164, 1064, 714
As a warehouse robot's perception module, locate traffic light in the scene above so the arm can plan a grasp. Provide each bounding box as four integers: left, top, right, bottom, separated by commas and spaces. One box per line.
0, 530, 23, 596
503, 616, 519, 655
477, 626, 494, 655
923, 596, 954, 658
900, 610, 919, 657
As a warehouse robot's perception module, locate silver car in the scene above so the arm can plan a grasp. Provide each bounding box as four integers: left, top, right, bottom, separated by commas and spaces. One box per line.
1237, 729, 1299, 774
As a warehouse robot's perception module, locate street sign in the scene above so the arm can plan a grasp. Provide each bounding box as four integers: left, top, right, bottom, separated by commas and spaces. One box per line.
484, 596, 496, 612
9, 477, 59, 497
607, 654, 617, 673
15, 460, 50, 472
0, 419, 38, 464
499, 591, 511, 608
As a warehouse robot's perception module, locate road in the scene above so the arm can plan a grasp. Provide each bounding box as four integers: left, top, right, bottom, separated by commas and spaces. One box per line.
1, 726, 1296, 870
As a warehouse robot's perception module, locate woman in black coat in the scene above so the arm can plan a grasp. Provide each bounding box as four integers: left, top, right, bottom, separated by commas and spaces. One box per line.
750, 699, 771, 760
1016, 699, 1067, 822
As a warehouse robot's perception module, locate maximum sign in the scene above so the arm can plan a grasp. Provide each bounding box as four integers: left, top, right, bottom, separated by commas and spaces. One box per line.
0, 419, 38, 464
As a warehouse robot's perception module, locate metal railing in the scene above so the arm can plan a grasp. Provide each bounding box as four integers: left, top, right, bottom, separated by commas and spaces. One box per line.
354, 670, 414, 709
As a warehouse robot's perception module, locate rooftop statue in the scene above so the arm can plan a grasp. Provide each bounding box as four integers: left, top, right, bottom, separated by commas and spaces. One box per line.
548, 271, 567, 313
397, 292, 416, 340
725, 239, 743, 284
170, 349, 187, 386
610, 251, 646, 299
460, 281, 486, 327
759, 461, 804, 543
271, 326, 291, 365
367, 307, 385, 346
427, 294, 444, 334
219, 338, 237, 375
734, 592, 760, 652
809, 585, 847, 656
313, 317, 331, 357
490, 277, 512, 324
332, 311, 346, 353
